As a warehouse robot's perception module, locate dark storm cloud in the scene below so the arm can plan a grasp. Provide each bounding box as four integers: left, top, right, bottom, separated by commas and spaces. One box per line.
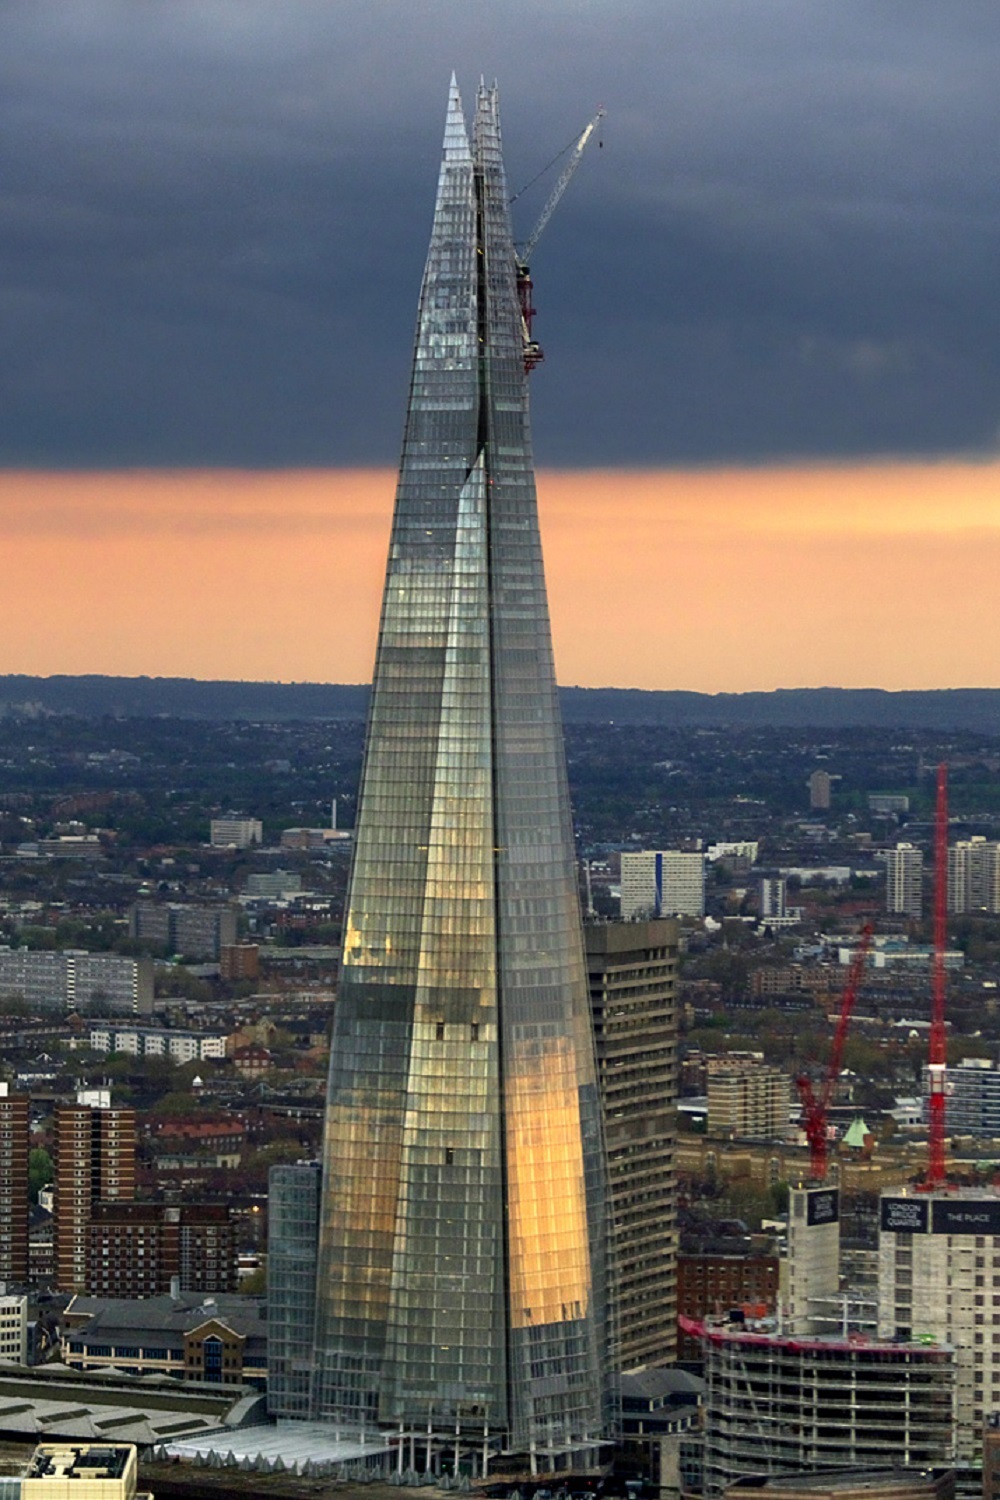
2, 0, 999, 467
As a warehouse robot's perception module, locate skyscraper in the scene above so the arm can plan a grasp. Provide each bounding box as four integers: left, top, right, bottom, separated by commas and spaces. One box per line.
313, 79, 611, 1457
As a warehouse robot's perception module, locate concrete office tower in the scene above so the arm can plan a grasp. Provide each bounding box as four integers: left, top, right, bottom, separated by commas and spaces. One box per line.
54, 1090, 136, 1293
586, 918, 678, 1370
886, 843, 923, 917
313, 80, 610, 1457
879, 1186, 1000, 1466
620, 850, 705, 919
785, 1185, 840, 1335
0, 1084, 29, 1284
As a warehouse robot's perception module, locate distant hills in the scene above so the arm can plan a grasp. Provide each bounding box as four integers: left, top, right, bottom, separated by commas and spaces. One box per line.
2, 675, 1000, 731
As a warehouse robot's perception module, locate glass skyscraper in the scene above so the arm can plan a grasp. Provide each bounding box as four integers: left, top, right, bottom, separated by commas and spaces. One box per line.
313, 78, 611, 1457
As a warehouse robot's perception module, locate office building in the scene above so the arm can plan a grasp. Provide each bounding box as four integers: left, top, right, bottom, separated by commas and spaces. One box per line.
886, 843, 923, 918
0, 949, 153, 1016
129, 902, 237, 960
706, 1059, 790, 1139
209, 816, 262, 848
676, 1249, 778, 1362
313, 80, 611, 1458
62, 1292, 267, 1388
268, 1161, 321, 1419
621, 850, 705, 919
948, 837, 1000, 915
22, 1444, 145, 1500
695, 1315, 954, 1496
0, 1083, 29, 1284
879, 1186, 1000, 1465
54, 1092, 136, 1293
0, 1294, 29, 1364
586, 918, 678, 1370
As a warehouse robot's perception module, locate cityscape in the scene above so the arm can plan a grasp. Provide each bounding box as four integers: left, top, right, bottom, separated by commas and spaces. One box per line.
3, 10, 1000, 1500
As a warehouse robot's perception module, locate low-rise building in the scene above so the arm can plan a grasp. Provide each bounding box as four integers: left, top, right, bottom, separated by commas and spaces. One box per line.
0, 1294, 29, 1364
62, 1291, 267, 1389
89, 1025, 227, 1063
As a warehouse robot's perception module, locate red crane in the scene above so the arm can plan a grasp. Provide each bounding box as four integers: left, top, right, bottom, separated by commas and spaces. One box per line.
796, 923, 874, 1182
925, 762, 949, 1189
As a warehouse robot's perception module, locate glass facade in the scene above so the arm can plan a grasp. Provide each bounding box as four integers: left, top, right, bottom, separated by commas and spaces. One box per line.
313, 78, 610, 1453
268, 1161, 321, 1419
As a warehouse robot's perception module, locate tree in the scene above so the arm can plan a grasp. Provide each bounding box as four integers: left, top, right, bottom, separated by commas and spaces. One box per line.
29, 1147, 53, 1203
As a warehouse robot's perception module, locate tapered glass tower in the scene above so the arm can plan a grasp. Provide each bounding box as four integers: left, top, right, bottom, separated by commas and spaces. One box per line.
313, 78, 610, 1455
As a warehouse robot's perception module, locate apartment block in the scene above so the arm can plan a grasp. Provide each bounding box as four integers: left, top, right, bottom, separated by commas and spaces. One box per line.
886, 843, 923, 918
587, 918, 678, 1369
948, 837, 1000, 915
88, 1025, 227, 1063
879, 1186, 1000, 1463
129, 902, 238, 959
0, 949, 153, 1016
621, 850, 705, 919
706, 1058, 790, 1139
0, 1083, 29, 1284
54, 1093, 137, 1293
87, 1203, 237, 1298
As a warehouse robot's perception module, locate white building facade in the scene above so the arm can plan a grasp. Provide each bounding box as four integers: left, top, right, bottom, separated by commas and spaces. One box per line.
620, 850, 705, 919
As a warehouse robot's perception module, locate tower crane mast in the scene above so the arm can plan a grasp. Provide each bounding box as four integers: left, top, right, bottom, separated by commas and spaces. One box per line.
513, 107, 605, 371
925, 762, 949, 1189
796, 923, 874, 1182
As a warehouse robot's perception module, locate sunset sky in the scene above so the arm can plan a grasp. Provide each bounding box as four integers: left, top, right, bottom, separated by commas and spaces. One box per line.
3, 3, 1000, 693
3, 460, 1000, 693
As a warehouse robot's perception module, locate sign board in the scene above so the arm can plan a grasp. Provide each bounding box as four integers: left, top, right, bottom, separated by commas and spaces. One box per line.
806, 1187, 840, 1227
932, 1198, 1000, 1236
881, 1197, 929, 1234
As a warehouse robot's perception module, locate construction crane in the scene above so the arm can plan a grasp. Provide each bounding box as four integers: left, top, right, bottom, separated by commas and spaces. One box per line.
925, 762, 949, 1189
513, 107, 605, 372
796, 922, 874, 1182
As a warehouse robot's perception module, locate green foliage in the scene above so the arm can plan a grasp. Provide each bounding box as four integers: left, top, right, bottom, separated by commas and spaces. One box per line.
29, 1147, 53, 1202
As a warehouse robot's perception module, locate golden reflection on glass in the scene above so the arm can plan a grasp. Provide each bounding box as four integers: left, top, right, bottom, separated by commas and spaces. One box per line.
506, 1036, 591, 1329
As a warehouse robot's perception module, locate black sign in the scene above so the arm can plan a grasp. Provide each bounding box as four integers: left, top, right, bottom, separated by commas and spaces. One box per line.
881, 1197, 929, 1234
806, 1188, 840, 1226
932, 1198, 1000, 1236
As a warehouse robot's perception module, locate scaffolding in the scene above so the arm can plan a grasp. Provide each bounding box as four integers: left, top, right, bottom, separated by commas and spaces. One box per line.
685, 1318, 955, 1497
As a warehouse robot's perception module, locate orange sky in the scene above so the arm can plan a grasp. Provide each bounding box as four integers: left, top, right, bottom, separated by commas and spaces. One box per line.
2, 461, 998, 692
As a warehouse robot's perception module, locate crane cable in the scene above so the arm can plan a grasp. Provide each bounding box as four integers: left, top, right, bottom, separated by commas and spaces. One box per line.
508, 117, 603, 208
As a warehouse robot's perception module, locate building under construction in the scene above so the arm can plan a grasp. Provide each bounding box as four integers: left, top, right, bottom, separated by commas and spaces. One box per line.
879, 1186, 1000, 1466
688, 1316, 954, 1497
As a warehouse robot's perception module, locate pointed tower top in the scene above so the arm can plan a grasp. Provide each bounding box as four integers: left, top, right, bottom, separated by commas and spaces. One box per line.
443, 73, 470, 163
